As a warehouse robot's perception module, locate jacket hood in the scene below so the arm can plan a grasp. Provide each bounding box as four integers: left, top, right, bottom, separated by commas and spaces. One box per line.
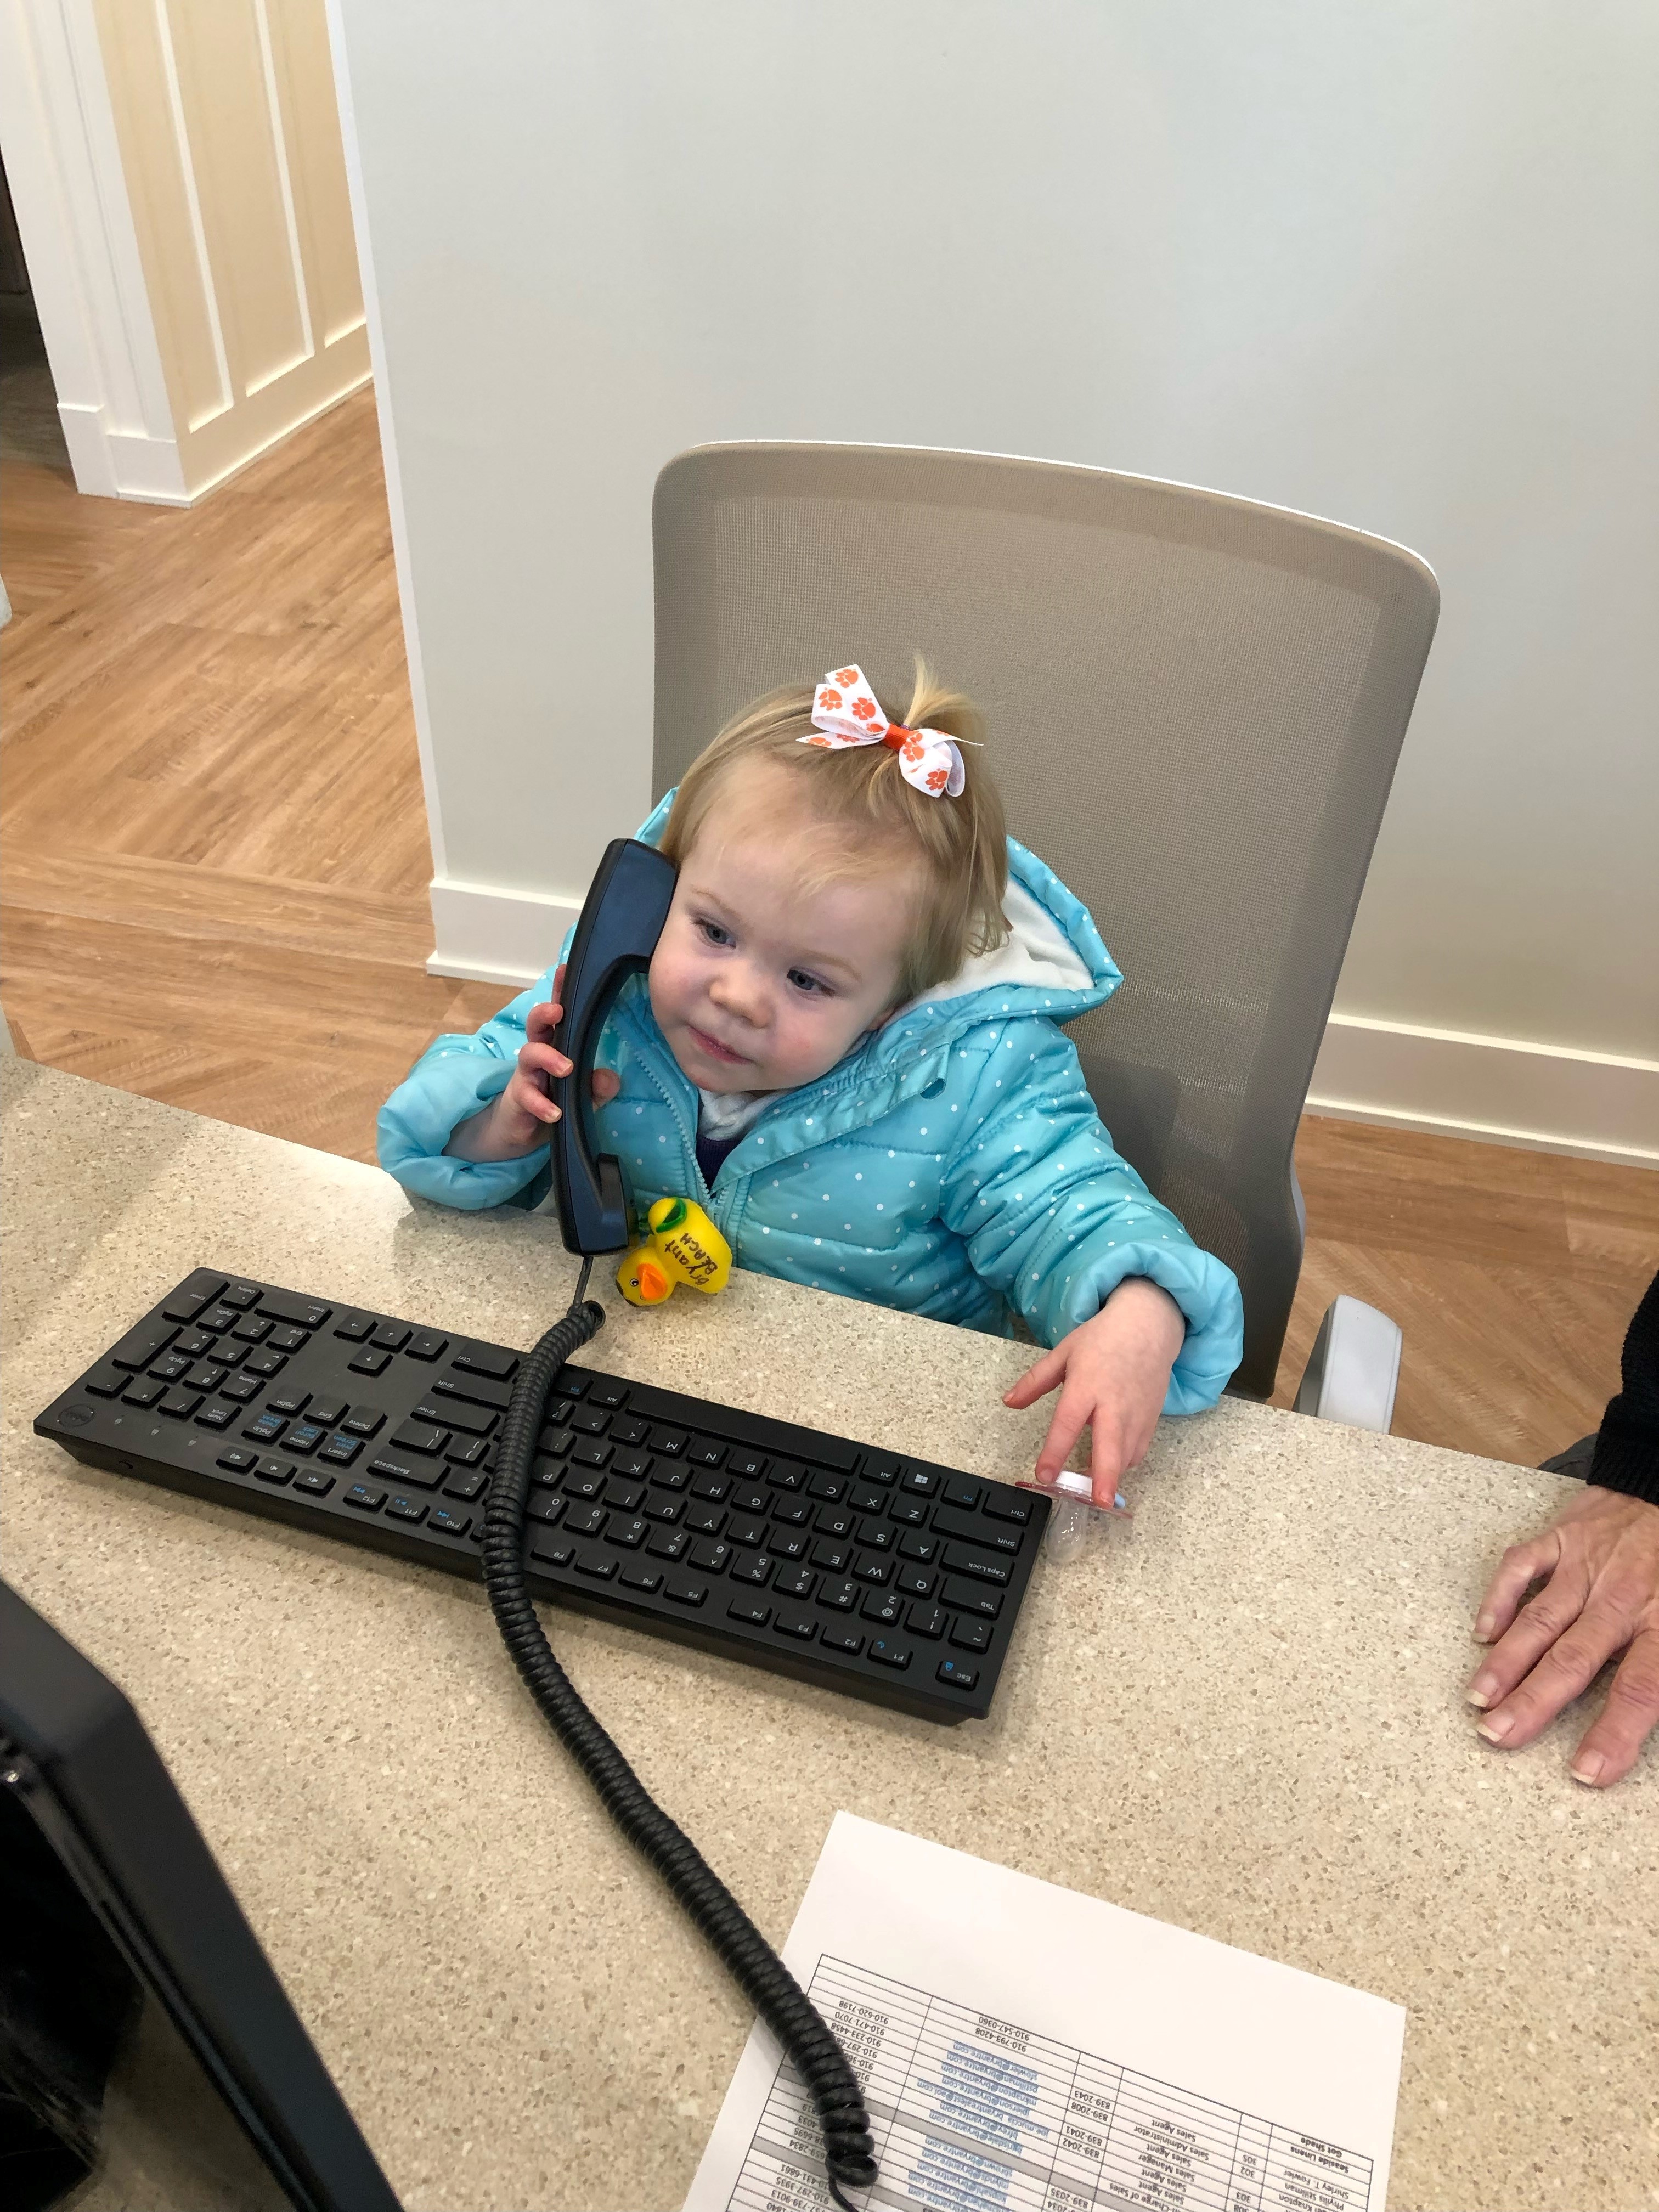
634, 791, 1121, 1079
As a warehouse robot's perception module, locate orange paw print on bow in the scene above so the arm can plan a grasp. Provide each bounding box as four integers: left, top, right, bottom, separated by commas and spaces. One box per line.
834, 667, 860, 687
850, 696, 878, 723
820, 686, 844, 710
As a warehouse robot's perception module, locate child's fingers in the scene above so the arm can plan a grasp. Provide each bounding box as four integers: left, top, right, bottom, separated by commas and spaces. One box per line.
1032, 1380, 1095, 1486
1472, 1527, 1564, 1643
517, 1040, 572, 1087
524, 1000, 564, 1043
504, 1070, 560, 1125
591, 1066, 622, 1105
1566, 1627, 1659, 1787
1003, 1344, 1068, 1409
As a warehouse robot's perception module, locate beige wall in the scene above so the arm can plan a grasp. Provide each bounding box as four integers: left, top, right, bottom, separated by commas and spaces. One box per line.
90, 0, 368, 498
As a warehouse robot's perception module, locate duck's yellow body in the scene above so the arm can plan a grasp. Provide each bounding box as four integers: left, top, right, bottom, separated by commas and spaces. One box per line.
617, 1197, 733, 1307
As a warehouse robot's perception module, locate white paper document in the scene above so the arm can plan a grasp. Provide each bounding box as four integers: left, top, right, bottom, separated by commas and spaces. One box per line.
686, 1814, 1404, 2212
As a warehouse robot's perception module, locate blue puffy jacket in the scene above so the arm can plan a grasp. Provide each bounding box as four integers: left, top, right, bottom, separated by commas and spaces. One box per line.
378, 799, 1244, 1412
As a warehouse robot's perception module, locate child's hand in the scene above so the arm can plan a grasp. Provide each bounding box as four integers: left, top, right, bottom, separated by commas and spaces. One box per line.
1466, 1485, 1659, 1787
444, 965, 620, 1163
1002, 1279, 1186, 1509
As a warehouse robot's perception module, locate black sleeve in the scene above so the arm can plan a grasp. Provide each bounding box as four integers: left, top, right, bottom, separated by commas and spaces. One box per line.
1587, 1268, 1659, 1506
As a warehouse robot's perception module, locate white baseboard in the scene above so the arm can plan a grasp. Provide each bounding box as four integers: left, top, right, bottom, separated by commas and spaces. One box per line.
426, 877, 581, 989
1308, 1013, 1658, 1167
58, 404, 190, 505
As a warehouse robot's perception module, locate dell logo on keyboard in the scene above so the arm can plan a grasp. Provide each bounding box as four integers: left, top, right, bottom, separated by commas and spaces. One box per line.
60, 1404, 94, 1426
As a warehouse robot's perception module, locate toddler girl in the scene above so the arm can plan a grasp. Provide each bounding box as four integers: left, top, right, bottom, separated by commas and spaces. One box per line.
379, 663, 1243, 1504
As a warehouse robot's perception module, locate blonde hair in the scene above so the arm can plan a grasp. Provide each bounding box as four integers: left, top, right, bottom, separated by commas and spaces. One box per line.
659, 661, 1010, 1003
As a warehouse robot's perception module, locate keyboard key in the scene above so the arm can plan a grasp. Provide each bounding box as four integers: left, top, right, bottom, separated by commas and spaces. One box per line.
850, 1483, 888, 1515
218, 1373, 261, 1403
684, 1502, 727, 1537
729, 1450, 769, 1481
445, 1435, 490, 1467
907, 1602, 947, 1640
820, 1626, 864, 1657
343, 1484, 387, 1512
341, 1406, 385, 1438
221, 1282, 260, 1309
943, 1478, 982, 1510
898, 1532, 938, 1563
431, 1508, 471, 1537
817, 1578, 859, 1613
619, 1565, 662, 1594
663, 1575, 708, 1607
318, 1435, 363, 1467
163, 1276, 227, 1324
643, 1494, 682, 1525
82, 1363, 128, 1397
531, 1535, 575, 1570
217, 1448, 257, 1472
417, 1396, 496, 1440
565, 1503, 608, 1537
111, 1322, 178, 1371
606, 1516, 647, 1551
369, 1452, 444, 1490
856, 1517, 893, 1550
443, 1471, 488, 1502
853, 1555, 891, 1585
538, 1430, 573, 1463
284, 1423, 326, 1457
771, 1530, 809, 1561
174, 1331, 217, 1360
432, 1374, 512, 1419
690, 1471, 731, 1502
867, 1638, 911, 1670
371, 1323, 410, 1352
727, 1515, 768, 1549
943, 1578, 1003, 1620
453, 1347, 518, 1380
554, 1373, 589, 1400
332, 1314, 375, 1341
810, 1539, 851, 1573
771, 1606, 817, 1640
183, 1363, 229, 1393
687, 1440, 727, 1469
385, 1496, 428, 1525
766, 1459, 805, 1491
230, 1317, 272, 1345
896, 1566, 936, 1599
201, 1305, 240, 1334
981, 1488, 1034, 1525
936, 1658, 979, 1691
814, 1505, 854, 1538
195, 1402, 237, 1430
889, 1498, 928, 1527
570, 1406, 610, 1435
532, 1462, 563, 1491
774, 1565, 816, 1600
561, 1465, 607, 1501
243, 1412, 288, 1444
728, 1598, 771, 1628
407, 1331, 448, 1361
688, 1539, 731, 1575
646, 1528, 689, 1561
568, 1440, 612, 1474
771, 1497, 812, 1528
605, 1477, 646, 1513
933, 1505, 1023, 1555
253, 1458, 293, 1485
950, 1618, 992, 1652
729, 1551, 775, 1587
941, 1544, 1010, 1587
241, 1350, 287, 1379
806, 1471, 847, 1503
266, 1386, 311, 1418
862, 1455, 901, 1486
348, 1348, 392, 1377
308, 1397, 348, 1428
267, 1326, 309, 1354
158, 1388, 202, 1419
648, 1459, 689, 1492
294, 1470, 334, 1497
901, 1469, 939, 1496
148, 1353, 192, 1384
861, 1590, 905, 1626
575, 1546, 618, 1581
259, 1293, 330, 1330
611, 1447, 651, 1479
587, 1379, 628, 1409
121, 1380, 165, 1409
391, 1419, 448, 1457
729, 1483, 769, 1516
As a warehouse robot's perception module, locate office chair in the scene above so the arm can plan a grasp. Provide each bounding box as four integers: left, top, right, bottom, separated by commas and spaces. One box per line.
651, 444, 1438, 1420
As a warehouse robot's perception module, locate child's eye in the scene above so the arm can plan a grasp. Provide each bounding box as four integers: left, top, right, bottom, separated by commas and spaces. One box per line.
697, 919, 734, 947
787, 968, 832, 997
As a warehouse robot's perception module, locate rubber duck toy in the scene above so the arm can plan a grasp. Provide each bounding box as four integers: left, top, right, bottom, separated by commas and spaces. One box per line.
617, 1197, 733, 1307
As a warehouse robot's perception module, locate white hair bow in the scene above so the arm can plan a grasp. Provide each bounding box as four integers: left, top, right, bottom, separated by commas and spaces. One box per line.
799, 664, 966, 798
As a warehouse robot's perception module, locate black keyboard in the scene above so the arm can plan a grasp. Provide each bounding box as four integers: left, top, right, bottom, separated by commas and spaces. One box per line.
35, 1271, 1051, 1724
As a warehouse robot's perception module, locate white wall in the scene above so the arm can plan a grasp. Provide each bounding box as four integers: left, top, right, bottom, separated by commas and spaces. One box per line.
329, 0, 1658, 1158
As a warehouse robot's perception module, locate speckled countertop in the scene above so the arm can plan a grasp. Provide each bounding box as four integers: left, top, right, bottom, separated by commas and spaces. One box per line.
3, 1061, 1654, 2212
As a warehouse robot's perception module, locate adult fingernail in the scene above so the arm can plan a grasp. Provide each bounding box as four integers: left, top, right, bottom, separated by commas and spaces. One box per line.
1569, 1752, 1606, 1786
1465, 1677, 1494, 1709
1474, 1613, 1495, 1640
1476, 1713, 1515, 1745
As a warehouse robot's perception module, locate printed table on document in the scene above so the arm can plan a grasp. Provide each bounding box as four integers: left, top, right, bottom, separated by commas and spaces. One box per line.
727, 1957, 1377, 2212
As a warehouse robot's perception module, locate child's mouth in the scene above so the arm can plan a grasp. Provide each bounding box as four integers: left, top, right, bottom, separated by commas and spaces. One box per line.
689, 1025, 748, 1067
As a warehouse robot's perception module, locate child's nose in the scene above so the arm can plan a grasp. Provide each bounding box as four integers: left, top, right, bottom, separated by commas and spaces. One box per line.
709, 963, 768, 1026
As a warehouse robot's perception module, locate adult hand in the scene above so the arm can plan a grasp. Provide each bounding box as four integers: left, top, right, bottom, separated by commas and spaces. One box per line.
1002, 1278, 1185, 1509
1467, 1484, 1659, 1786
444, 965, 620, 1163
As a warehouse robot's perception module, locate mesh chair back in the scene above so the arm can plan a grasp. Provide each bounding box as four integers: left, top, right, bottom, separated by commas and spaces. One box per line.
652, 445, 1438, 1396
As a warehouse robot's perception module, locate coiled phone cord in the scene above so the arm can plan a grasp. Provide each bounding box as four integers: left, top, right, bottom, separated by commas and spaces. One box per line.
480, 1261, 879, 2209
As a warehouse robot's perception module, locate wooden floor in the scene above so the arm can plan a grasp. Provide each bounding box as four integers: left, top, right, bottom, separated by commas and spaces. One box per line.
3, 392, 1654, 1471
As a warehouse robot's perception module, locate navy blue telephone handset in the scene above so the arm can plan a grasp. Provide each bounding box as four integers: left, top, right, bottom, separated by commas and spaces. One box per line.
548, 838, 678, 1255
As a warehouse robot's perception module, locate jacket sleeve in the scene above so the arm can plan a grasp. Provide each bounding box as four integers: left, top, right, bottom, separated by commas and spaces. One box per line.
376, 969, 559, 1210
939, 1019, 1244, 1411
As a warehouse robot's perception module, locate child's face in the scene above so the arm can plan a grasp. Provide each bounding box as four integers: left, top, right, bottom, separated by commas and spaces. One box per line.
650, 777, 918, 1094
